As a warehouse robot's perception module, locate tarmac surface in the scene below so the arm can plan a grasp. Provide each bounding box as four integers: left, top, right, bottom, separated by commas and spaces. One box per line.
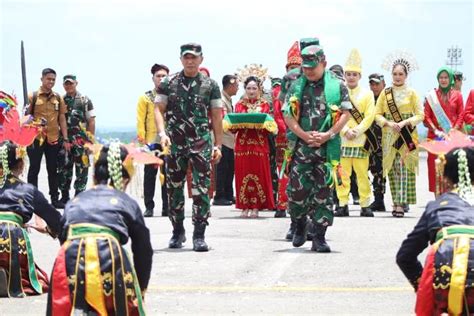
0, 153, 432, 315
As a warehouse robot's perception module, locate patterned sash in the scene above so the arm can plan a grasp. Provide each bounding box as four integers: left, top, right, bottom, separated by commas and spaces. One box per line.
385, 88, 416, 151
426, 89, 452, 133
349, 101, 380, 152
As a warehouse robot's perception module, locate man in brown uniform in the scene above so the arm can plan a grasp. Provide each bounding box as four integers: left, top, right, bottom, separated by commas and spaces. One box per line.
26, 68, 68, 208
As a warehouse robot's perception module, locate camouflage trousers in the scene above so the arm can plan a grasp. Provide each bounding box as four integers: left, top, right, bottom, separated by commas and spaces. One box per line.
167, 148, 211, 225
58, 143, 90, 194
286, 144, 334, 226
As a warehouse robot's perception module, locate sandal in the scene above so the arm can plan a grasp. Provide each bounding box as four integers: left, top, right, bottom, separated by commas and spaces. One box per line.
240, 210, 249, 218
391, 206, 405, 218
249, 209, 259, 218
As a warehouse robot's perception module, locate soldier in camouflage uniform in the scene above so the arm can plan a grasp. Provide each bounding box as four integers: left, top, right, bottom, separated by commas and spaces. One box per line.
279, 37, 320, 240
283, 45, 351, 252
58, 75, 95, 204
154, 43, 223, 252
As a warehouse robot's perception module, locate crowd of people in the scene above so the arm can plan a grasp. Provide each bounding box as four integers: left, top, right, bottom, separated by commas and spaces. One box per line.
0, 36, 473, 314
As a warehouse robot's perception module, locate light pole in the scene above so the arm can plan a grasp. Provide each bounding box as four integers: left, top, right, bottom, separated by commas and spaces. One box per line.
446, 45, 463, 70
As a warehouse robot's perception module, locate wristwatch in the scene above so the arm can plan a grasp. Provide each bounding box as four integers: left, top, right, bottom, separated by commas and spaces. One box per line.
328, 130, 336, 140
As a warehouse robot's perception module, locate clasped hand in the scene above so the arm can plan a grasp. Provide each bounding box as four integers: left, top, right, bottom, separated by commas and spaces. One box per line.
305, 131, 330, 147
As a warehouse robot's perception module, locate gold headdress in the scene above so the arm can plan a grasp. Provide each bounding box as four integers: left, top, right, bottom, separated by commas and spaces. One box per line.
236, 64, 268, 84
382, 50, 419, 74
345, 48, 362, 73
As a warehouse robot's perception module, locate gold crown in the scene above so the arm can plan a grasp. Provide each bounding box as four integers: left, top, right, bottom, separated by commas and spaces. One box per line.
236, 64, 268, 84
345, 48, 362, 73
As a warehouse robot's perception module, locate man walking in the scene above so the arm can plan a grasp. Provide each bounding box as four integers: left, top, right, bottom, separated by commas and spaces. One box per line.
154, 43, 223, 252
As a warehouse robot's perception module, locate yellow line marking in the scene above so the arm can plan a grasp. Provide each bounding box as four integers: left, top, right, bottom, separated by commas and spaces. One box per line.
148, 285, 411, 293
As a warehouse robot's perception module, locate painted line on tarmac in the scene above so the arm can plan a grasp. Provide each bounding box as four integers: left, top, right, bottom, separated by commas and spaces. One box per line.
148, 285, 411, 293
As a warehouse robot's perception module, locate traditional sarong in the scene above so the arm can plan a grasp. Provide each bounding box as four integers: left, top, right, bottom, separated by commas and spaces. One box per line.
0, 212, 49, 297
416, 225, 474, 315
47, 223, 145, 315
387, 152, 417, 205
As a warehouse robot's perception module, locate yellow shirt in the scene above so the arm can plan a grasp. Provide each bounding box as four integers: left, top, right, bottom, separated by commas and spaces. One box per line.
136, 90, 158, 143
340, 86, 375, 148
28, 87, 67, 143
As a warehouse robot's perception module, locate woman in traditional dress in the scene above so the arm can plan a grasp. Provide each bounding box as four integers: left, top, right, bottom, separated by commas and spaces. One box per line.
233, 76, 276, 218
47, 142, 153, 315
0, 141, 62, 298
423, 66, 464, 195
397, 144, 474, 315
374, 51, 424, 217
0, 94, 62, 298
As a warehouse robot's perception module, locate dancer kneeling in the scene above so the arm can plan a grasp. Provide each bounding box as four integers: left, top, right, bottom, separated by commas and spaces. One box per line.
397, 139, 474, 315
0, 140, 62, 297
47, 142, 154, 315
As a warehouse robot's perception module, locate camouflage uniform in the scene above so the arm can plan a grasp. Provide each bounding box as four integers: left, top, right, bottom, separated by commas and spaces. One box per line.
58, 91, 94, 198
285, 76, 351, 226
156, 71, 222, 225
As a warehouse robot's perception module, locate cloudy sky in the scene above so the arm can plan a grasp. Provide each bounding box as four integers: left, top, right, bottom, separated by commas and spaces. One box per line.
1, 0, 472, 129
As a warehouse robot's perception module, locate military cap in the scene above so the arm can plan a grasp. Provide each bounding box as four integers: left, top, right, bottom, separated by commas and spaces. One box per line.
299, 37, 320, 50
180, 43, 202, 57
63, 74, 77, 83
301, 45, 325, 68
368, 73, 385, 83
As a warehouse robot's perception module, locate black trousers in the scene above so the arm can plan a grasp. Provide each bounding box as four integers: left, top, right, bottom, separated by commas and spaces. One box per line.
369, 125, 385, 199
144, 159, 168, 211
214, 145, 234, 201
27, 139, 60, 200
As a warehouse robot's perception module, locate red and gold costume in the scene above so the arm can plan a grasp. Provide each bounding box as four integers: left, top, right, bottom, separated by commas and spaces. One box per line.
234, 98, 276, 210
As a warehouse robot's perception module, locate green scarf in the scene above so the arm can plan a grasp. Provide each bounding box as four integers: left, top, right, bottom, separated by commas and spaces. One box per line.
437, 66, 454, 94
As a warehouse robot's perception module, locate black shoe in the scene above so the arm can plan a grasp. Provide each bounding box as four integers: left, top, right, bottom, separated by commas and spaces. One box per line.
0, 268, 8, 297
143, 209, 154, 217
334, 205, 349, 217
274, 210, 286, 218
360, 207, 374, 217
311, 224, 331, 253
369, 199, 386, 212
52, 199, 65, 209
403, 204, 410, 212
169, 221, 186, 249
161, 208, 169, 217
292, 217, 308, 247
285, 219, 296, 241
352, 198, 360, 205
231, 196, 236, 204
192, 222, 209, 252
213, 198, 232, 206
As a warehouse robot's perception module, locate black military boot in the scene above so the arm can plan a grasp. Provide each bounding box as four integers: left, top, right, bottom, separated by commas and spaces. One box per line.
292, 217, 308, 247
0, 268, 8, 297
51, 196, 65, 209
192, 221, 209, 252
334, 205, 349, 217
369, 194, 386, 212
306, 221, 316, 240
285, 218, 296, 241
311, 224, 331, 253
60, 191, 70, 204
360, 207, 374, 217
169, 221, 186, 249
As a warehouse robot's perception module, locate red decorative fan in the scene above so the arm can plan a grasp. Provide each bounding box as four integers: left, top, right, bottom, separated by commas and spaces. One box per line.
0, 108, 40, 146
418, 130, 474, 155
